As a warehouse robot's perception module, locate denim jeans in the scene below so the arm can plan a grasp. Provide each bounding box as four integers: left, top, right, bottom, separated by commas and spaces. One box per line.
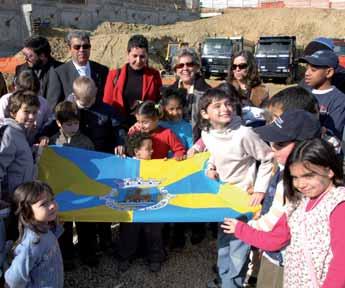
217, 223, 250, 288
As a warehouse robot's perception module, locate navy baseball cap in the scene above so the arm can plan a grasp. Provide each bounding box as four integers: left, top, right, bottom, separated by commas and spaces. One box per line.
254, 109, 321, 143
299, 50, 338, 68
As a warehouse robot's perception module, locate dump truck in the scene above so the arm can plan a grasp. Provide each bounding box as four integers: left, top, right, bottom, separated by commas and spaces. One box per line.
333, 38, 345, 68
255, 36, 298, 84
201, 36, 255, 79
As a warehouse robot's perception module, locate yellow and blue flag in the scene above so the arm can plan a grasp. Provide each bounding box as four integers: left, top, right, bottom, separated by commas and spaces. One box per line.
38, 146, 260, 222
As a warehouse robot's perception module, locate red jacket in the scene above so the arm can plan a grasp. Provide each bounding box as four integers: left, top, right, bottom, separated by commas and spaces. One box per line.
103, 64, 162, 117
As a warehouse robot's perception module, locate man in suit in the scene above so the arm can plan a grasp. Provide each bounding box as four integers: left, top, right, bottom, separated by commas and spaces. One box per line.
46, 30, 108, 109
15, 36, 62, 99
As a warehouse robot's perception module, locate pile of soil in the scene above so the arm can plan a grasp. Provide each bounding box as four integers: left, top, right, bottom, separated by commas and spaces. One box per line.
41, 8, 345, 70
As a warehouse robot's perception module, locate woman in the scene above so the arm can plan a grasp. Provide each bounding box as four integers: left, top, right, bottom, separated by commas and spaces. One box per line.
168, 47, 210, 141
225, 50, 268, 108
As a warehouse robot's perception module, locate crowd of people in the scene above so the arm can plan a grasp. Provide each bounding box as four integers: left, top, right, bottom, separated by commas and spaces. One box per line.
0, 32, 345, 288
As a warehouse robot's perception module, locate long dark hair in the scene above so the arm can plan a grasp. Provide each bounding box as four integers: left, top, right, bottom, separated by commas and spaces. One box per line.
12, 181, 56, 248
283, 138, 344, 204
227, 50, 261, 90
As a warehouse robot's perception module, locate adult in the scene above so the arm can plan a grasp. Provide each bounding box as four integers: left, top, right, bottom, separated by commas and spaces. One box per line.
103, 34, 162, 127
300, 37, 345, 94
221, 50, 268, 108
168, 47, 210, 141
0, 72, 7, 97
47, 31, 108, 109
15, 36, 62, 100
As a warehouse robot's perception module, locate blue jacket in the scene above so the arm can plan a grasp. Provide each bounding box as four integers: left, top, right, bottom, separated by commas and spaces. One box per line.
5, 225, 64, 288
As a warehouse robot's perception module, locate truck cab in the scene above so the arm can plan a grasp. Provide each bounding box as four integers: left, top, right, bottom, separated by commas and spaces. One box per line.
332, 38, 345, 68
201, 36, 254, 79
255, 36, 297, 84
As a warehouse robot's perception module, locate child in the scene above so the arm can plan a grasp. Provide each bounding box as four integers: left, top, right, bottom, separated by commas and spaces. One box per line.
300, 49, 345, 140
49, 100, 94, 269
129, 100, 186, 160
248, 109, 321, 288
5, 181, 63, 288
159, 87, 193, 152
222, 138, 345, 287
117, 132, 158, 272
159, 88, 206, 248
198, 88, 274, 288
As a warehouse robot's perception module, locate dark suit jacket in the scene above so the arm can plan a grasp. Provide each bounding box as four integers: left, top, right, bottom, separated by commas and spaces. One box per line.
0, 72, 7, 97
46, 60, 108, 109
15, 57, 62, 99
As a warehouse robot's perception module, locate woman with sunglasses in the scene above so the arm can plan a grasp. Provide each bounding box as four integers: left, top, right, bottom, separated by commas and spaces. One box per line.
224, 50, 268, 108
168, 47, 210, 142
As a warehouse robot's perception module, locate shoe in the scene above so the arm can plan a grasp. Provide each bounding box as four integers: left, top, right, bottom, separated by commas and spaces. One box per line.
206, 278, 221, 288
118, 259, 131, 272
149, 262, 161, 273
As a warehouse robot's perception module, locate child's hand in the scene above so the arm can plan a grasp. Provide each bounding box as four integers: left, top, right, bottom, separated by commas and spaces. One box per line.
38, 136, 49, 147
206, 168, 219, 180
249, 192, 265, 207
187, 147, 198, 158
174, 155, 186, 161
220, 218, 238, 234
128, 122, 141, 135
114, 145, 126, 156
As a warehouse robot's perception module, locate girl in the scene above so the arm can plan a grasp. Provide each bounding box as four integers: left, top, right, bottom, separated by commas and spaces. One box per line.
130, 100, 186, 160
5, 181, 63, 288
198, 88, 273, 288
222, 138, 345, 287
159, 87, 193, 152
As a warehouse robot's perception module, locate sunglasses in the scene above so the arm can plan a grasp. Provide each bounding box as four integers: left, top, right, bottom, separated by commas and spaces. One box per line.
175, 62, 195, 69
231, 63, 248, 70
72, 44, 91, 50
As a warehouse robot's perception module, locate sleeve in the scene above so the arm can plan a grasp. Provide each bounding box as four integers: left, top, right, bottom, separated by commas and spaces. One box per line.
4, 244, 34, 288
167, 129, 186, 157
0, 129, 15, 199
103, 69, 117, 106
235, 214, 291, 251
242, 128, 274, 193
248, 181, 286, 231
46, 68, 63, 109
153, 70, 162, 101
39, 98, 53, 130
193, 138, 206, 152
0, 94, 9, 119
109, 109, 126, 147
322, 201, 345, 288
326, 97, 345, 140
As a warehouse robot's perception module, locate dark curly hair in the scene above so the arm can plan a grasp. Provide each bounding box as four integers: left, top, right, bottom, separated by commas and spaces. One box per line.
126, 132, 152, 157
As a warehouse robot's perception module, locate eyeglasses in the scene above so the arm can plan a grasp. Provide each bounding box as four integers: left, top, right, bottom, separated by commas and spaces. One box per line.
72, 44, 91, 50
175, 62, 195, 69
231, 63, 248, 70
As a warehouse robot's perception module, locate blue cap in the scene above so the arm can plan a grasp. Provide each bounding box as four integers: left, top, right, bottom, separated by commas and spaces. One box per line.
299, 50, 338, 68
254, 109, 321, 143
313, 37, 334, 51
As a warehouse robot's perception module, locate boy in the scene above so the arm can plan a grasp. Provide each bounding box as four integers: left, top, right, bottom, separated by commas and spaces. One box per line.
69, 76, 126, 265
0, 90, 40, 274
247, 109, 321, 288
49, 101, 95, 269
117, 132, 166, 273
299, 49, 345, 140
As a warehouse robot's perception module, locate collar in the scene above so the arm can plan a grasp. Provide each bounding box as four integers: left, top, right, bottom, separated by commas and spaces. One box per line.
178, 79, 194, 94
312, 86, 334, 94
72, 61, 91, 77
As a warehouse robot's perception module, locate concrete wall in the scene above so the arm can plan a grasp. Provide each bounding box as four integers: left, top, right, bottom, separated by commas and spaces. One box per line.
30, 0, 199, 30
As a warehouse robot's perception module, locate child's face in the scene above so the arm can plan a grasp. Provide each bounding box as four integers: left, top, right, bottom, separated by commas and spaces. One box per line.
304, 64, 333, 89
135, 114, 159, 133
31, 192, 58, 224
201, 98, 233, 129
57, 120, 80, 137
164, 98, 184, 122
12, 104, 38, 129
271, 141, 295, 165
134, 139, 153, 160
289, 161, 334, 199
74, 94, 95, 109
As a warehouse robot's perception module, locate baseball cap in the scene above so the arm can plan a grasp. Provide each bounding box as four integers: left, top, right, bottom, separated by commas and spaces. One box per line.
254, 109, 321, 143
303, 37, 334, 56
299, 50, 338, 69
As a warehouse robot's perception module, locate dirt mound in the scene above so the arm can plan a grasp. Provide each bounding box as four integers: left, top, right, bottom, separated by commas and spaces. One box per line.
42, 8, 345, 70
